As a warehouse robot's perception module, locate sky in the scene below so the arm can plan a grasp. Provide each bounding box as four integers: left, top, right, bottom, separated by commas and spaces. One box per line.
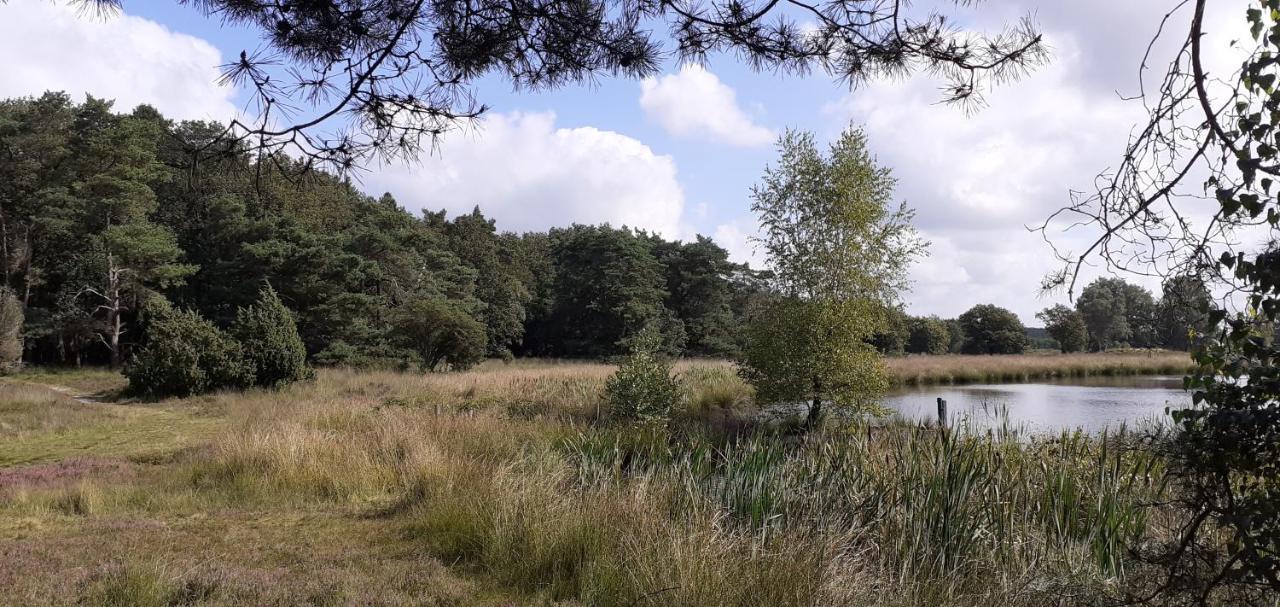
0, 0, 1253, 324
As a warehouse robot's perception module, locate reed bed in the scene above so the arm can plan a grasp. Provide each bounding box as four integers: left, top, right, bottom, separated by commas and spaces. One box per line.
886, 350, 1195, 386
561, 420, 1166, 604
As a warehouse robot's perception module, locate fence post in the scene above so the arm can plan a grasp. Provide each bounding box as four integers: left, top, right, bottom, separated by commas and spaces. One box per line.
936, 397, 947, 428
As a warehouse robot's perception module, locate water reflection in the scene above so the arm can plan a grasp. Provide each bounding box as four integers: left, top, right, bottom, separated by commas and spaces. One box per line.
881, 375, 1191, 433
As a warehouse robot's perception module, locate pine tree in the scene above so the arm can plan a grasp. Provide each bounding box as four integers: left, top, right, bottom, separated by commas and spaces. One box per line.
442, 206, 530, 358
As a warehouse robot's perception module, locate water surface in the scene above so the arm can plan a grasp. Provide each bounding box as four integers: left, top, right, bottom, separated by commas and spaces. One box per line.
881, 375, 1191, 434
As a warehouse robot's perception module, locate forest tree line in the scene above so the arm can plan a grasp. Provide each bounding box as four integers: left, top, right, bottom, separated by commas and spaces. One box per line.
0, 93, 1212, 372
0, 92, 770, 369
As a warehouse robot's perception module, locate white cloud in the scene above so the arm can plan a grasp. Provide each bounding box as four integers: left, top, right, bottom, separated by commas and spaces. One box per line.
640, 65, 775, 147
0, 2, 236, 121
713, 217, 767, 269
807, 0, 1255, 324
368, 112, 689, 238
825, 34, 1163, 323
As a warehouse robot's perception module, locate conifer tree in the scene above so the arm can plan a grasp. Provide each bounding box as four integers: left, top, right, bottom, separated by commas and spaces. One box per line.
125, 298, 250, 398
231, 284, 311, 387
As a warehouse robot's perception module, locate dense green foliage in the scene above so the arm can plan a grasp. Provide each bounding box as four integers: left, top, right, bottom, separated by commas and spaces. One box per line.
124, 299, 250, 397
740, 297, 887, 420
528, 224, 674, 357
1077, 278, 1158, 351
906, 315, 950, 355
945, 318, 966, 353
603, 327, 681, 423
654, 236, 741, 357
739, 127, 923, 423
230, 285, 311, 387
958, 304, 1027, 354
1037, 304, 1088, 353
433, 207, 530, 359
1157, 275, 1212, 351
0, 93, 760, 371
869, 307, 910, 356
392, 298, 487, 372
1050, 276, 1210, 353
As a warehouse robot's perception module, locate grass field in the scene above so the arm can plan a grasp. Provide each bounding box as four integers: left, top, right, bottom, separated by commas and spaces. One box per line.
0, 354, 1214, 606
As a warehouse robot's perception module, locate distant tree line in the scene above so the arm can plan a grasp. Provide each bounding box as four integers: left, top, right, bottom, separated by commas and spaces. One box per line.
0, 92, 765, 372
869, 304, 1030, 357
1037, 276, 1212, 353
868, 273, 1212, 357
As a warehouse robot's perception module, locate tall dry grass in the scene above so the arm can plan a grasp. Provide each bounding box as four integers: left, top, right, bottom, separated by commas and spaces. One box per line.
886, 350, 1195, 386
0, 383, 116, 437
133, 366, 1180, 606
1, 356, 1213, 606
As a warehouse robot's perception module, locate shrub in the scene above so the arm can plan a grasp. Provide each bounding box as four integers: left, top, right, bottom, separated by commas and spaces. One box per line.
0, 287, 23, 373
605, 326, 681, 423
231, 284, 312, 387
124, 299, 250, 397
393, 298, 486, 371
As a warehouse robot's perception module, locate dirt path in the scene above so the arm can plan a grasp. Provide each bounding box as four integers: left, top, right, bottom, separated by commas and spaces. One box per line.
0, 380, 222, 467
12, 380, 105, 405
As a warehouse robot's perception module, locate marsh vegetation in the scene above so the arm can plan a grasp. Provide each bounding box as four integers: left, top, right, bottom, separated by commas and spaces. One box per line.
0, 357, 1217, 606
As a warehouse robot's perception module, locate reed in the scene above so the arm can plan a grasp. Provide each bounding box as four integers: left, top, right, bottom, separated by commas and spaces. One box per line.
886, 350, 1195, 386
562, 418, 1164, 603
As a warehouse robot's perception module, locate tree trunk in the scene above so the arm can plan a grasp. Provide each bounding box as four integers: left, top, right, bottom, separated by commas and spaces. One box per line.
1, 207, 9, 289
806, 376, 823, 429
22, 225, 33, 308
108, 306, 121, 367
106, 255, 123, 369
807, 396, 822, 428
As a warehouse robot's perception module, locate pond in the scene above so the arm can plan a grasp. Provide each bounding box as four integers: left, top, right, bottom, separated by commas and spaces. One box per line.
881, 375, 1192, 434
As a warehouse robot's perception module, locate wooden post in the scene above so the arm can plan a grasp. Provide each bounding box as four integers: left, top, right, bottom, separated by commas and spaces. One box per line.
936, 397, 947, 428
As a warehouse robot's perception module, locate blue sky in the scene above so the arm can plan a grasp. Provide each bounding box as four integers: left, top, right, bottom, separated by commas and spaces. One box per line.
120, 0, 842, 239
0, 0, 1252, 322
